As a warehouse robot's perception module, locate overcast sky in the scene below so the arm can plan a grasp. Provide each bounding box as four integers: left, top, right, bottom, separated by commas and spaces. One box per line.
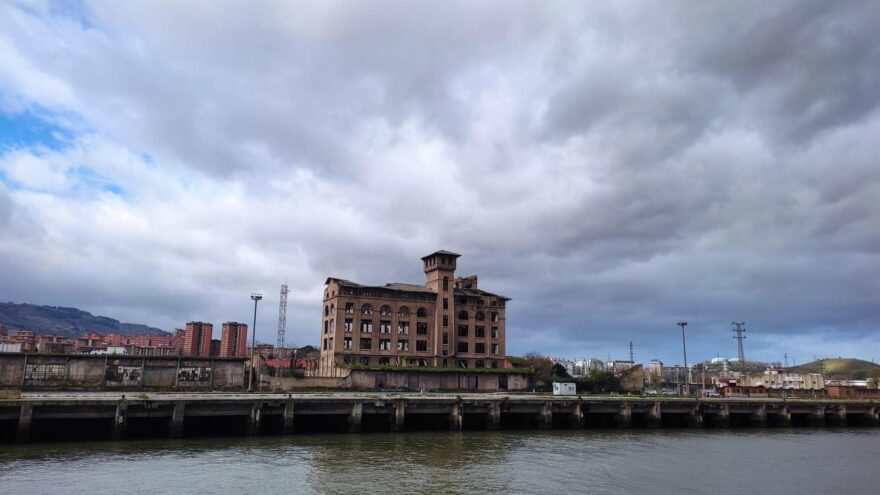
0, 0, 877, 366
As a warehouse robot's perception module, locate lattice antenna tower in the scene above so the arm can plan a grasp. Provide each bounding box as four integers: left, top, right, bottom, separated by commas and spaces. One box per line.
732, 322, 746, 374
275, 282, 289, 389
629, 341, 634, 363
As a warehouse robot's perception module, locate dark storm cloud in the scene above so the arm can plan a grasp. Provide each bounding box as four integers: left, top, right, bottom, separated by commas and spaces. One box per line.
0, 0, 877, 363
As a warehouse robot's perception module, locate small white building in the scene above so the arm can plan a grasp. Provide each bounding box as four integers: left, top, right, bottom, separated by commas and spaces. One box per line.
0, 343, 22, 353
553, 382, 577, 396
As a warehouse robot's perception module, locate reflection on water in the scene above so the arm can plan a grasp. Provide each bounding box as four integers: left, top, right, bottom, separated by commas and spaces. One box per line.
1, 429, 879, 495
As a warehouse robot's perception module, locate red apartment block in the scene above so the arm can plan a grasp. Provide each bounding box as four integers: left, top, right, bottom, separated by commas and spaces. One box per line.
220, 322, 248, 357
182, 322, 213, 356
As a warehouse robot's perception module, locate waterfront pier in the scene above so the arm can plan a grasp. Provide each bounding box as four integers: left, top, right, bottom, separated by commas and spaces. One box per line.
1, 393, 877, 443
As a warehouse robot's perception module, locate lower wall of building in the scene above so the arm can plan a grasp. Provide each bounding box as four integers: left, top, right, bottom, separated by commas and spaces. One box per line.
0, 353, 247, 390
281, 376, 347, 389
344, 370, 531, 392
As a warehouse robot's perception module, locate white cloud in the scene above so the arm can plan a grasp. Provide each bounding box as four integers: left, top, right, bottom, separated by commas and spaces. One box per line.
0, 0, 877, 363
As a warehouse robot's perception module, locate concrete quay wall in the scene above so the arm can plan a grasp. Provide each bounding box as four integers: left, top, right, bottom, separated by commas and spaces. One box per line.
1, 395, 877, 443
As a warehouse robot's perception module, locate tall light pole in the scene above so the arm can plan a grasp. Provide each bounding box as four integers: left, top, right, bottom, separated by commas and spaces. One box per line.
677, 320, 689, 396
249, 293, 263, 392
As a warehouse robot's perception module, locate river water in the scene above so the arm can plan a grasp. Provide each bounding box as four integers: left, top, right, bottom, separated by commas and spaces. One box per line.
1, 429, 878, 494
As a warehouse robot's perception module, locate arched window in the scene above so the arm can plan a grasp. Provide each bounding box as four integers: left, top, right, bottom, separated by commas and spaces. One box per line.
475, 311, 485, 321
330, 304, 335, 314
416, 307, 427, 318
458, 310, 469, 321
398, 306, 410, 317
380, 305, 392, 316
442, 276, 449, 291
361, 304, 373, 315
324, 306, 329, 317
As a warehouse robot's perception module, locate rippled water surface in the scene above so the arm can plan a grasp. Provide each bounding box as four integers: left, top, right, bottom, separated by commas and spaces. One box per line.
2, 430, 879, 494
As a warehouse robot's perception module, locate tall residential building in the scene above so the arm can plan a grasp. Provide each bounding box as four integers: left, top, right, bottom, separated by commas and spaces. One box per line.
318, 250, 509, 376
182, 321, 213, 356
220, 322, 248, 357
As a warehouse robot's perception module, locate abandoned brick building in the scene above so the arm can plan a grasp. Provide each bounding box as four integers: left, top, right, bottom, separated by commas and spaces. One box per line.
318, 250, 509, 376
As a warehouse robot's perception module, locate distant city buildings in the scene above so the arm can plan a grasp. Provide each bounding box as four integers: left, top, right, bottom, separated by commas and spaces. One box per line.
0, 317, 257, 358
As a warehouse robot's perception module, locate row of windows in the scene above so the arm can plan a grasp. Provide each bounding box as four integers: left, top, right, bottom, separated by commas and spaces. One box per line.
336, 320, 429, 334
325, 304, 431, 318
326, 304, 504, 319
342, 356, 434, 367
325, 337, 498, 355
455, 342, 500, 354
328, 318, 500, 338
331, 337, 429, 352
437, 358, 501, 369
339, 288, 433, 301
339, 356, 501, 369
456, 310, 500, 322
456, 295, 505, 307
457, 325, 500, 338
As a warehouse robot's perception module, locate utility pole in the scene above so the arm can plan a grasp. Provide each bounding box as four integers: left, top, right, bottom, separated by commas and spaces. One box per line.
677, 321, 689, 395
248, 293, 263, 392
275, 282, 289, 392
732, 322, 746, 374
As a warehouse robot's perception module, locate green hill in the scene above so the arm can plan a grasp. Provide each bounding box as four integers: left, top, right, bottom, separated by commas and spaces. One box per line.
0, 302, 169, 338
791, 358, 880, 380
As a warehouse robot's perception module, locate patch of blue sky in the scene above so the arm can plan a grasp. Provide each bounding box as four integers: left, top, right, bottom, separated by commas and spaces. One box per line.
50, 0, 95, 30
14, 0, 95, 30
0, 109, 76, 151
70, 167, 125, 196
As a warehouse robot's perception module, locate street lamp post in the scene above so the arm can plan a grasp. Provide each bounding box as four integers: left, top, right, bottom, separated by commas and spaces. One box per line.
677, 320, 689, 396
248, 293, 263, 392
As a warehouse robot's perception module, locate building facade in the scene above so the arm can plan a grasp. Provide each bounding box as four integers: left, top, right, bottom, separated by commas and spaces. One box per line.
219, 322, 248, 357
182, 321, 213, 356
318, 250, 509, 376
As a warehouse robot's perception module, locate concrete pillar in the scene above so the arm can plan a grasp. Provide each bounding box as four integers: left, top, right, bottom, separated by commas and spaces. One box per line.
392, 400, 406, 432
486, 401, 501, 430
349, 402, 363, 433
170, 401, 185, 438
570, 401, 585, 429
616, 403, 632, 428
537, 402, 553, 429
449, 401, 463, 431
688, 405, 704, 428
864, 407, 879, 426
247, 403, 263, 435
749, 405, 767, 427
113, 400, 128, 440
282, 399, 295, 435
714, 404, 730, 428
21, 353, 28, 387
16, 402, 32, 443
827, 405, 847, 426
646, 402, 661, 428
777, 406, 792, 427
810, 406, 826, 427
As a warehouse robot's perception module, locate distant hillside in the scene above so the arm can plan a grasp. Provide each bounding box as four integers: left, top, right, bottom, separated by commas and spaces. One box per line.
0, 302, 169, 338
791, 358, 880, 380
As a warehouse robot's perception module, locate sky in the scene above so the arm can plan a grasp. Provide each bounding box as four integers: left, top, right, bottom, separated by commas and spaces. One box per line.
0, 0, 878, 366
